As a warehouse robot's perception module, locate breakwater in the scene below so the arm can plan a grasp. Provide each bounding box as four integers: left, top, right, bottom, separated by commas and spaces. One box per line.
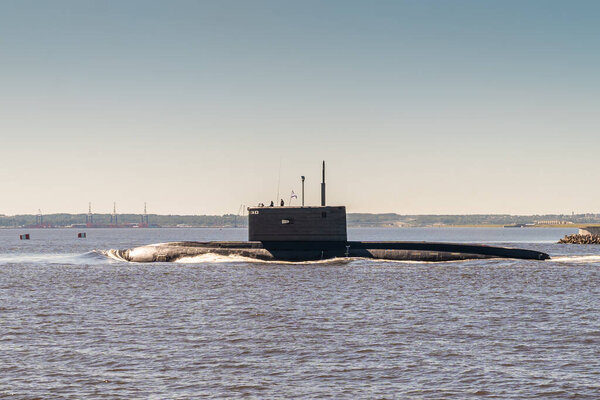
559, 234, 600, 244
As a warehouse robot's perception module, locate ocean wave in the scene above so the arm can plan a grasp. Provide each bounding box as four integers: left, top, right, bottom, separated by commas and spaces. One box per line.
174, 254, 355, 264
101, 249, 130, 263
173, 254, 440, 265
175, 253, 265, 263
548, 255, 600, 264
0, 250, 111, 266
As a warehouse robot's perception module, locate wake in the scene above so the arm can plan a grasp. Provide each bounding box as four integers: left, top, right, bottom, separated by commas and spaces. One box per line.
0, 250, 114, 266
548, 255, 600, 264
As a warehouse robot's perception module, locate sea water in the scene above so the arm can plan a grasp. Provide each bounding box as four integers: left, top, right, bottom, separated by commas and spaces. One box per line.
1, 227, 599, 398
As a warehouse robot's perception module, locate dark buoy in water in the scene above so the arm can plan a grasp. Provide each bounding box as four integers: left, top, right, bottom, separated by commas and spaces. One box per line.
20, 234, 30, 240
78, 232, 87, 238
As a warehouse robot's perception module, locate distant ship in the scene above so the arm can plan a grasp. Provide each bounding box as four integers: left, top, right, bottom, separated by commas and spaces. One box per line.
116, 162, 550, 262
504, 223, 535, 228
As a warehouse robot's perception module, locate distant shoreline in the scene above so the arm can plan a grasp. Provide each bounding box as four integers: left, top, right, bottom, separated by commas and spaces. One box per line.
0, 225, 583, 229
0, 212, 594, 229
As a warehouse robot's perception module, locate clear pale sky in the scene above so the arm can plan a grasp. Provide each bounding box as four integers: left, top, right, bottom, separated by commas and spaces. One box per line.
1, 0, 599, 215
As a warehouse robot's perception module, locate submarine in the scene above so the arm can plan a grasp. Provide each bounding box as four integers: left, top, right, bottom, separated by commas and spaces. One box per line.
116, 162, 550, 263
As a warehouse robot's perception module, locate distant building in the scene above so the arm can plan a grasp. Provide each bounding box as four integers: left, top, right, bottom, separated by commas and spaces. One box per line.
535, 220, 574, 225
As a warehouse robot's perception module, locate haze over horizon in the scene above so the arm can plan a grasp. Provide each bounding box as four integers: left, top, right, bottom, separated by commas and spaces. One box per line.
1, 1, 599, 216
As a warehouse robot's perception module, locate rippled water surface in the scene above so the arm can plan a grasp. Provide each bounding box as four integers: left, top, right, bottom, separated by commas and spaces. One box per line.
2, 227, 600, 398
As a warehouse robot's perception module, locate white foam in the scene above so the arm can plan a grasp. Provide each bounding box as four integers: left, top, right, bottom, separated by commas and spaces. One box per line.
0, 253, 77, 264
0, 251, 113, 266
175, 253, 265, 263
549, 255, 600, 264
102, 249, 130, 262
174, 254, 356, 264
174, 255, 441, 265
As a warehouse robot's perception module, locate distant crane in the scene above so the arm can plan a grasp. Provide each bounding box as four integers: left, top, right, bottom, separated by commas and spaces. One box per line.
111, 202, 118, 225
140, 202, 149, 227
36, 209, 43, 225
86, 202, 93, 224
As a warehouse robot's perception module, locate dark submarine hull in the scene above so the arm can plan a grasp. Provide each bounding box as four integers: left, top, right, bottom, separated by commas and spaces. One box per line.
116, 241, 550, 262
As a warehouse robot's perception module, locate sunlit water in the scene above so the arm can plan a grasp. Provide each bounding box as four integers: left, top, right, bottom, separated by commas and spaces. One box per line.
2, 227, 600, 398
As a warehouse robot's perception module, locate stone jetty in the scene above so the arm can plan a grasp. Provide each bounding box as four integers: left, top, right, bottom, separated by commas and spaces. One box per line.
559, 234, 600, 244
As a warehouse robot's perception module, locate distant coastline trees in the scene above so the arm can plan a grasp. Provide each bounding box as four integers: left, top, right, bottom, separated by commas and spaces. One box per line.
1, 212, 599, 228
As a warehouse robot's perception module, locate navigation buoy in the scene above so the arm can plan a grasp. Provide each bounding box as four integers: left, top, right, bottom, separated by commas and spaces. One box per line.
20, 234, 30, 240
78, 232, 87, 238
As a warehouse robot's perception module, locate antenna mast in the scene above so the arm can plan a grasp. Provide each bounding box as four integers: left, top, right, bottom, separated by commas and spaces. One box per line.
301, 176, 305, 207
87, 202, 93, 224
321, 160, 326, 206
112, 202, 117, 225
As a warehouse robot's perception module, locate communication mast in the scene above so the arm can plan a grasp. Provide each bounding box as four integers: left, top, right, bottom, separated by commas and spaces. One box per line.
111, 202, 118, 225
86, 202, 93, 224
321, 161, 326, 206
140, 202, 149, 227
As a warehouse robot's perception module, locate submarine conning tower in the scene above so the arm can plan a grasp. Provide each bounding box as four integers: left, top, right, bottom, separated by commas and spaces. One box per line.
248, 206, 347, 242
248, 161, 347, 242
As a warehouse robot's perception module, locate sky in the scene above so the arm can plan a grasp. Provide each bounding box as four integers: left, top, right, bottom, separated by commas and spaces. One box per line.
1, 0, 599, 215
